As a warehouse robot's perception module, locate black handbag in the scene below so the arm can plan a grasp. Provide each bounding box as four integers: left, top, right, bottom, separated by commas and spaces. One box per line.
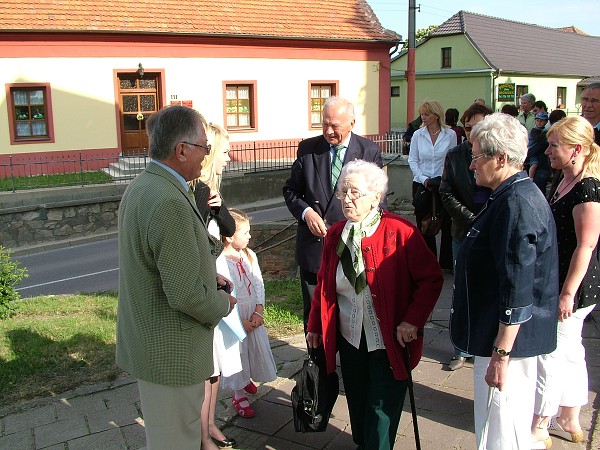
420, 194, 442, 237
291, 346, 339, 432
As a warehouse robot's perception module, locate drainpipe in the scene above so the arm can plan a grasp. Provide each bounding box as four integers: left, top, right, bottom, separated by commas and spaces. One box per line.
492, 68, 501, 111
405, 0, 418, 125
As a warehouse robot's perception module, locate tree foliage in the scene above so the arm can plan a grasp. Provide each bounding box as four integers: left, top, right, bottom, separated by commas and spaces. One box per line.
0, 246, 28, 319
402, 25, 439, 49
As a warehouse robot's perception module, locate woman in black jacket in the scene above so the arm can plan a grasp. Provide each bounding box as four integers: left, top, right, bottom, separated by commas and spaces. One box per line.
439, 103, 493, 371
189, 123, 238, 450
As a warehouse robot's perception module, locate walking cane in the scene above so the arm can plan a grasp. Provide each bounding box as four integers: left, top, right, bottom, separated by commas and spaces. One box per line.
403, 334, 422, 450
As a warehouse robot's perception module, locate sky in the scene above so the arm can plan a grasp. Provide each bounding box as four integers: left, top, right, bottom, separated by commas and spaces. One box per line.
367, 0, 600, 39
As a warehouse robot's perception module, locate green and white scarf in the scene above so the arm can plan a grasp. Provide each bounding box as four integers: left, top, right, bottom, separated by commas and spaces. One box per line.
336, 208, 382, 294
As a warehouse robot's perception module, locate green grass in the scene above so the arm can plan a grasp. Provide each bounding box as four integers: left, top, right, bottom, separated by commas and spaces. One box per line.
0, 170, 113, 191
264, 278, 304, 338
0, 279, 303, 408
0, 292, 119, 408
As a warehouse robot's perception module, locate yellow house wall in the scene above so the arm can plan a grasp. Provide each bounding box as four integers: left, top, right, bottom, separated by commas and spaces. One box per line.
495, 75, 583, 113
410, 35, 488, 71
2, 58, 119, 152
164, 57, 380, 140
391, 74, 492, 129
1, 57, 379, 155
390, 34, 586, 129
390, 35, 493, 129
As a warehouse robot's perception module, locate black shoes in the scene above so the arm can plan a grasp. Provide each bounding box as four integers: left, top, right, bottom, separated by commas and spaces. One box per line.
211, 436, 236, 448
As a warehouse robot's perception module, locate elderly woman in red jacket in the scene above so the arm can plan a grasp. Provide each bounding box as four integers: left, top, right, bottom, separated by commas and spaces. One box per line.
306, 159, 443, 450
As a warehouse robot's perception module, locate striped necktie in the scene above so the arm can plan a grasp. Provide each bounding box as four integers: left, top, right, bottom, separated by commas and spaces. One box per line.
335, 223, 366, 294
331, 144, 345, 188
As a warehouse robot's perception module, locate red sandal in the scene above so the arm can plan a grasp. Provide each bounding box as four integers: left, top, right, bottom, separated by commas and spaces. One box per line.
243, 382, 258, 395
232, 396, 255, 418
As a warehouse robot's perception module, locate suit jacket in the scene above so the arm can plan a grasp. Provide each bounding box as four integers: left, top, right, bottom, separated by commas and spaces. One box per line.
283, 132, 384, 273
116, 162, 230, 386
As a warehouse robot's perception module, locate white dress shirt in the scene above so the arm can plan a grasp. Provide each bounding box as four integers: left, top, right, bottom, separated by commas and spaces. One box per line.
408, 127, 457, 184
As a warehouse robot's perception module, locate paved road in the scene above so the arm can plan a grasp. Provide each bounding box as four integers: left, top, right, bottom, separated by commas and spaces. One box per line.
15, 205, 293, 298
16, 239, 119, 297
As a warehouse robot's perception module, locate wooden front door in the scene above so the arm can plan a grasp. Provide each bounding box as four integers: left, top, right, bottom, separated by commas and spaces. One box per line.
118, 74, 160, 155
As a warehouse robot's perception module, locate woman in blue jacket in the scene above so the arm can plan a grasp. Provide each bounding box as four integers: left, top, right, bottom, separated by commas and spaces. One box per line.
450, 113, 559, 449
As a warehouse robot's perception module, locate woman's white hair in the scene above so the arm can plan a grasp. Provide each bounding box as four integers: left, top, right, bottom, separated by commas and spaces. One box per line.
338, 159, 387, 197
470, 113, 527, 167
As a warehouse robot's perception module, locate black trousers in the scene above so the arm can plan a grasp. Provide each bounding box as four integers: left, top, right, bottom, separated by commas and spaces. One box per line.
412, 181, 453, 270
300, 268, 317, 334
338, 333, 408, 450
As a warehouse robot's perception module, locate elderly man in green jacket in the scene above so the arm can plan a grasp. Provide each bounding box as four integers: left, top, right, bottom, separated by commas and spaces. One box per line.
116, 105, 235, 449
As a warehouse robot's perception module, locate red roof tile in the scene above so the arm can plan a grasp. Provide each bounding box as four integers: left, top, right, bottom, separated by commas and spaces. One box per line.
0, 0, 400, 43
557, 26, 589, 36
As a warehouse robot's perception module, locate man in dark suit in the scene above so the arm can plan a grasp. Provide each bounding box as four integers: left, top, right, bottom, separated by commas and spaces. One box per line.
283, 96, 384, 331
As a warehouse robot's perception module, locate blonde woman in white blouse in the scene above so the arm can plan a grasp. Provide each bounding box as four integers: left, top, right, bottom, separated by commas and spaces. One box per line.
408, 100, 457, 270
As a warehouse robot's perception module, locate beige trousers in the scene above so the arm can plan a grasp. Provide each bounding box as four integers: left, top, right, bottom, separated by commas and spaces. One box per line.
138, 379, 204, 450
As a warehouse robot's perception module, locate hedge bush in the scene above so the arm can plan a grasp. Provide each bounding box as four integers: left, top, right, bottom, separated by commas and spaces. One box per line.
0, 246, 28, 319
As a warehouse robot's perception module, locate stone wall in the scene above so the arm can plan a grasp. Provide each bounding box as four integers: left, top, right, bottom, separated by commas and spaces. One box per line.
250, 222, 298, 280
1, 157, 415, 264
0, 185, 126, 250
1, 201, 120, 249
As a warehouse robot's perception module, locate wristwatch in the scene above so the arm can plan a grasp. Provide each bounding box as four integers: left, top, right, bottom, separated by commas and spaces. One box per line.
493, 345, 511, 357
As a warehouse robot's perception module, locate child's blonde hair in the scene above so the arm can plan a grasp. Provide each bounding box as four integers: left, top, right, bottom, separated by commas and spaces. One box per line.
226, 209, 254, 263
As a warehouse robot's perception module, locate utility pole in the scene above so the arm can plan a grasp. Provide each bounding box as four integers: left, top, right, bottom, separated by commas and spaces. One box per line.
405, 0, 419, 125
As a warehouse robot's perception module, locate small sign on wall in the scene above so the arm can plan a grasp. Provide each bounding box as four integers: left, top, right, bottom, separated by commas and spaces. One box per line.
169, 100, 193, 108
498, 83, 516, 102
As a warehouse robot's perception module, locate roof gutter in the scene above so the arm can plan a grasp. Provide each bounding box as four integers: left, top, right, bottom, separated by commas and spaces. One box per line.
0, 29, 401, 45
391, 68, 494, 77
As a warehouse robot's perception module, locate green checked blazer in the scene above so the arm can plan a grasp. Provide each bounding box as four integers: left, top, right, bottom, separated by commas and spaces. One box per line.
116, 162, 230, 386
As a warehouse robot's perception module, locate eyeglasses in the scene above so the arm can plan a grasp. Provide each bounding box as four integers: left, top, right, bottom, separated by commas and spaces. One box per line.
471, 153, 488, 163
182, 142, 211, 153
335, 188, 369, 200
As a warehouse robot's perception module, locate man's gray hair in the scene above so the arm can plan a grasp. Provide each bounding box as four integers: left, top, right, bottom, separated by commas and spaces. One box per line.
470, 113, 527, 167
520, 93, 536, 103
324, 96, 355, 120
146, 106, 207, 160
338, 159, 387, 197
584, 82, 600, 91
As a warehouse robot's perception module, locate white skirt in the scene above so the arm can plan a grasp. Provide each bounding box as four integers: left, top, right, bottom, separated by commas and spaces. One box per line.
221, 296, 277, 390
211, 320, 242, 378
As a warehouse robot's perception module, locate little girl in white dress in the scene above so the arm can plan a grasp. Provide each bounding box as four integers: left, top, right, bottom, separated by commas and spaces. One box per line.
218, 209, 277, 418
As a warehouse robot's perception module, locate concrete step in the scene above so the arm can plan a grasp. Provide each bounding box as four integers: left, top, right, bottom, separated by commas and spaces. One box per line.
102, 157, 149, 181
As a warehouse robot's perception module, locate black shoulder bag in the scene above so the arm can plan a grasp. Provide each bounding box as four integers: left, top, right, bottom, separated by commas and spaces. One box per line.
291, 346, 339, 432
